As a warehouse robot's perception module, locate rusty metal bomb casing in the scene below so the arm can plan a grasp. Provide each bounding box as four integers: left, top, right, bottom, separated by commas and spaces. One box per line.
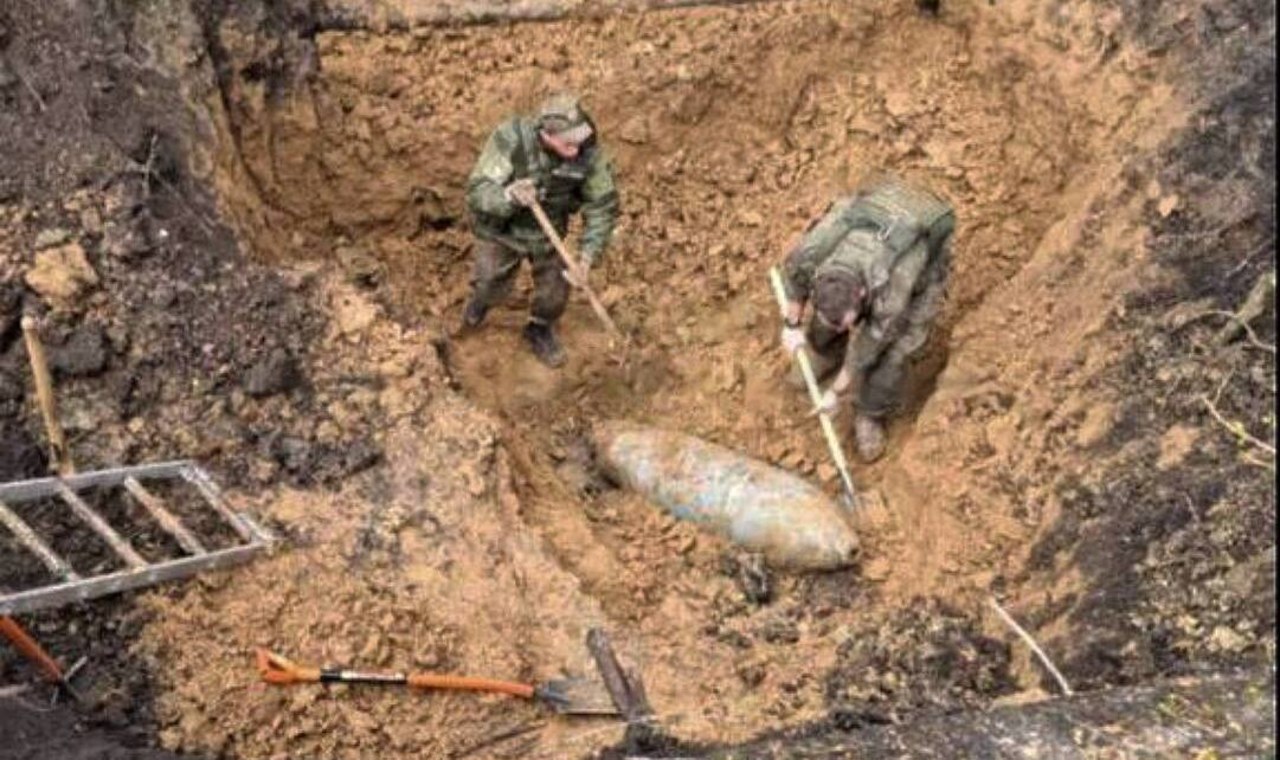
593, 421, 859, 571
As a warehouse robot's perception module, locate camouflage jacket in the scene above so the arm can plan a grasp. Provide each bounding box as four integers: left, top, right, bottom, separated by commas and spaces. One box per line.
466, 117, 620, 261
782, 176, 955, 372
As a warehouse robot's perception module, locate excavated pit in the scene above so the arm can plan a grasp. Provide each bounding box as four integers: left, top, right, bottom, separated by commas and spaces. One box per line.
1, 0, 1274, 758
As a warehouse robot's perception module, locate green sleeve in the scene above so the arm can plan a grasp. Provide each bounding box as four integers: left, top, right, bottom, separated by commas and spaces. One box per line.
578, 147, 620, 262
782, 197, 858, 301
466, 123, 519, 219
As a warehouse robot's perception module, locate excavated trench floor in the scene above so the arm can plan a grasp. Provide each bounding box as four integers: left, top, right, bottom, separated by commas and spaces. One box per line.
137, 2, 1188, 756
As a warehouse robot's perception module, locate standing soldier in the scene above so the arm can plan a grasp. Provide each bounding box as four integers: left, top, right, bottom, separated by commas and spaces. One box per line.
461, 92, 620, 368
778, 174, 954, 462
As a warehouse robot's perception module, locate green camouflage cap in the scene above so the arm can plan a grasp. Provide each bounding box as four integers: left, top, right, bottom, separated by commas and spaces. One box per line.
536, 92, 594, 144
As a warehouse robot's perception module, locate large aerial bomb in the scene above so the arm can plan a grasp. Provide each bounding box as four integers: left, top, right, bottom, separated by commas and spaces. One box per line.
593, 421, 859, 571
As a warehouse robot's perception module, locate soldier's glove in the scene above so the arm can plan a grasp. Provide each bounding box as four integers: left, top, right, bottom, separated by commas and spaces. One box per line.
504, 178, 539, 207
780, 325, 807, 355
810, 387, 841, 418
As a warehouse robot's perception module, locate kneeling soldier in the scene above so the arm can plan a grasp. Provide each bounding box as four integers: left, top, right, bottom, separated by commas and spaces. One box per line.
779, 175, 954, 462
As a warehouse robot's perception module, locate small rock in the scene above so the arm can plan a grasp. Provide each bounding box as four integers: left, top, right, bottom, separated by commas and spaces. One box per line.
79, 207, 104, 236
1075, 402, 1115, 449
50, 324, 109, 377
25, 242, 99, 305
0, 370, 23, 402
243, 349, 304, 398
1157, 194, 1180, 218
0, 420, 46, 481
378, 355, 414, 379
334, 289, 378, 336
738, 210, 764, 227
33, 227, 73, 249
619, 115, 651, 145
101, 221, 152, 259
0, 282, 21, 349
336, 246, 383, 288
758, 616, 800, 644
1156, 424, 1199, 471
1208, 625, 1249, 653
280, 261, 323, 291
340, 440, 382, 477
736, 661, 767, 687
276, 436, 313, 472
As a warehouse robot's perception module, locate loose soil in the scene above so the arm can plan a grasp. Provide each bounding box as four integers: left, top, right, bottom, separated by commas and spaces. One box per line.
0, 0, 1274, 758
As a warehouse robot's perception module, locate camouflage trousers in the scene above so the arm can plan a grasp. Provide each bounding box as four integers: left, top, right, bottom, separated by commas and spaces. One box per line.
468, 238, 569, 325
806, 275, 946, 419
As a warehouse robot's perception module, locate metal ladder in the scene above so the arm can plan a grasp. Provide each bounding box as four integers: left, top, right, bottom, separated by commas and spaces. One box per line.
0, 461, 274, 616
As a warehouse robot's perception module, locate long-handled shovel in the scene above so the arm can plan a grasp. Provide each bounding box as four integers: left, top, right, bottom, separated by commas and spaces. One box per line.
256, 648, 619, 716
527, 198, 626, 348
769, 266, 860, 512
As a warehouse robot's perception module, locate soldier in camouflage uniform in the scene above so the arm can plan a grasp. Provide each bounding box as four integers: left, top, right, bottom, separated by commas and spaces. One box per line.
779, 174, 954, 462
462, 93, 621, 368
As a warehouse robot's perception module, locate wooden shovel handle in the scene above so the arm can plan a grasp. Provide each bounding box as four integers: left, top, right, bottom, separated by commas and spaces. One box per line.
20, 316, 74, 476
526, 199, 625, 342
407, 672, 535, 699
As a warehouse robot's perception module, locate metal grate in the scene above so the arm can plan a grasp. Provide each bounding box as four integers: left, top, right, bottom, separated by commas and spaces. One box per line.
0, 461, 274, 616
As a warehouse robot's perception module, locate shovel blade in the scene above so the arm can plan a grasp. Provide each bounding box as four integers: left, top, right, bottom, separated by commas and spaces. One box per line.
536, 677, 620, 716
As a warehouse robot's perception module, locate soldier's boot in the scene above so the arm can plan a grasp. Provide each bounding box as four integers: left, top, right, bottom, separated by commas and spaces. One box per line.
523, 321, 566, 368
786, 347, 840, 390
853, 413, 887, 463
461, 293, 489, 330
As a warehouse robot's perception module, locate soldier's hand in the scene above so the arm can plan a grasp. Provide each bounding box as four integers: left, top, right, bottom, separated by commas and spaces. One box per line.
780, 325, 807, 355
504, 178, 539, 207
810, 387, 841, 418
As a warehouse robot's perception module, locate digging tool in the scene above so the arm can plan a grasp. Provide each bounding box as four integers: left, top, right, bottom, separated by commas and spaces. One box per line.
526, 197, 626, 345
255, 648, 619, 716
0, 615, 84, 703
20, 316, 73, 476
768, 266, 860, 512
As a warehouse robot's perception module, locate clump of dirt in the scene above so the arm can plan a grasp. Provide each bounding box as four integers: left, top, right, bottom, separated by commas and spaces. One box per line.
0, 695, 190, 760
823, 598, 1015, 727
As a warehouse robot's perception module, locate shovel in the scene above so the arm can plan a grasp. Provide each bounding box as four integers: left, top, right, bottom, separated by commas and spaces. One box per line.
255, 648, 619, 716
526, 197, 627, 348
768, 266, 860, 513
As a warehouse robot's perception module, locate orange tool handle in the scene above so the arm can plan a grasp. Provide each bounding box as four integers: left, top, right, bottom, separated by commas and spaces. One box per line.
407, 672, 535, 699
256, 648, 321, 684
256, 648, 535, 699
0, 615, 65, 683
